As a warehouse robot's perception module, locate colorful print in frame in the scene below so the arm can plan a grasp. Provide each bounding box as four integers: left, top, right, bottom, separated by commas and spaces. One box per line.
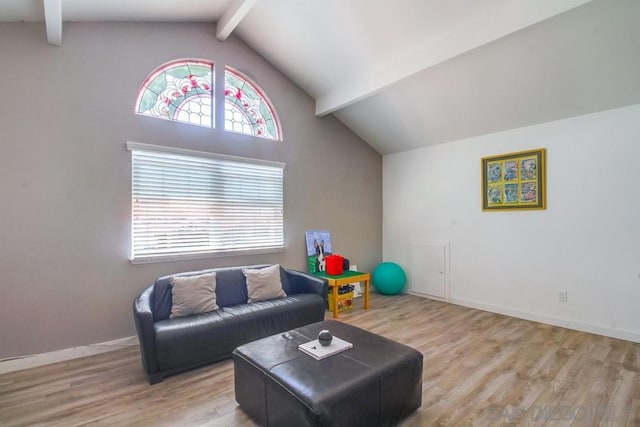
481, 148, 546, 211
304, 230, 333, 273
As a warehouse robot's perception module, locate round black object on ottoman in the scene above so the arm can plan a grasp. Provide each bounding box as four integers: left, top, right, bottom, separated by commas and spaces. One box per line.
318, 330, 333, 346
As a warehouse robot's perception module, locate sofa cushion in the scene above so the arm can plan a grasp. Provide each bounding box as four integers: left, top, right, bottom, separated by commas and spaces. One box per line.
169, 273, 218, 318
154, 310, 230, 372
279, 266, 292, 294
213, 268, 250, 307
153, 265, 263, 320
243, 264, 287, 303
221, 295, 325, 338
154, 294, 325, 373
153, 268, 212, 322
150, 265, 308, 321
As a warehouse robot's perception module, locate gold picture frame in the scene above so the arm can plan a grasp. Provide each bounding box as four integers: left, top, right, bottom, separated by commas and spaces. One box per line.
481, 148, 546, 211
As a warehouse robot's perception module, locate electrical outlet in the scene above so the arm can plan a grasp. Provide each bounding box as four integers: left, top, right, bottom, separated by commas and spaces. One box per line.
558, 290, 567, 303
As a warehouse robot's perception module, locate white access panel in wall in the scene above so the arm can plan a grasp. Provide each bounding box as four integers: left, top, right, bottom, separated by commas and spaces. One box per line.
410, 240, 449, 302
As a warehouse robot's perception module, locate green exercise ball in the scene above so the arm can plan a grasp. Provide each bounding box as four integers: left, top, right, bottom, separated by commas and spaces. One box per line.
372, 262, 406, 295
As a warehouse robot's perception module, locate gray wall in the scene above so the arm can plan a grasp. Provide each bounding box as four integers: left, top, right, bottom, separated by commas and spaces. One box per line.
0, 22, 382, 359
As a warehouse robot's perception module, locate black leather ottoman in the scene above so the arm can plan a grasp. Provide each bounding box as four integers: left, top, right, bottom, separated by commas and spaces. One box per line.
233, 320, 423, 427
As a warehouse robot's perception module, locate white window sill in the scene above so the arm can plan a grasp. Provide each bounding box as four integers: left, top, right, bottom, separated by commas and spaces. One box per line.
129, 247, 285, 264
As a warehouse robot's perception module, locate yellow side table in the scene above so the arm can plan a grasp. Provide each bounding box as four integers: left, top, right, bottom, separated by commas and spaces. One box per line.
313, 270, 371, 319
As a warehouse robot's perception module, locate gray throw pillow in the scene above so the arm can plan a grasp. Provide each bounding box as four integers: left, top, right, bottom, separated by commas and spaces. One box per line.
170, 272, 218, 318
243, 264, 287, 303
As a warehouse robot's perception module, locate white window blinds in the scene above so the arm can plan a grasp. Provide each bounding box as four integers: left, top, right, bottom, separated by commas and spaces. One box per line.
127, 142, 285, 263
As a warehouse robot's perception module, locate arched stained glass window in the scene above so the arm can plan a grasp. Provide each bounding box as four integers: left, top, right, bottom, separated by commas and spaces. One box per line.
224, 67, 282, 141
135, 59, 214, 128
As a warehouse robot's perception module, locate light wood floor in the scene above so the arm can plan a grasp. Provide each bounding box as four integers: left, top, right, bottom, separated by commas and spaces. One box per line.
1, 293, 639, 426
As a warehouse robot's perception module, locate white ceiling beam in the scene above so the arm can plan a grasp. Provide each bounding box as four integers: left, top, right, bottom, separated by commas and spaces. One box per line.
43, 0, 62, 46
315, 0, 593, 116
216, 0, 258, 41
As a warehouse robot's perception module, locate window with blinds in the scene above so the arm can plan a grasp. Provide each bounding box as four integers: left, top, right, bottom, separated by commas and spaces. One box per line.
127, 142, 285, 263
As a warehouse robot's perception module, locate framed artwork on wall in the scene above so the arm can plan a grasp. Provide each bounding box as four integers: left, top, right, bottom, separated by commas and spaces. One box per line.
481, 148, 546, 211
304, 229, 333, 273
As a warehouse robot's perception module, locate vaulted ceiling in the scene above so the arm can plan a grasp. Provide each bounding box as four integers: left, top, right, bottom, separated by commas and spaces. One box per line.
2, 0, 640, 154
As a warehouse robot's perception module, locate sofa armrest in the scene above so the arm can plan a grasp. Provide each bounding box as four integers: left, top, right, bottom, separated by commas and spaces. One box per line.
133, 285, 160, 382
284, 269, 328, 303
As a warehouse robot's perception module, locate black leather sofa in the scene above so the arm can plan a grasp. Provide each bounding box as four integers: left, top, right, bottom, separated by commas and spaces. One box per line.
133, 264, 327, 384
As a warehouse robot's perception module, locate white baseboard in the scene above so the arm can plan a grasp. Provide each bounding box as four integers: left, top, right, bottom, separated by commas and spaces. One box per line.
0, 336, 138, 375
450, 297, 640, 343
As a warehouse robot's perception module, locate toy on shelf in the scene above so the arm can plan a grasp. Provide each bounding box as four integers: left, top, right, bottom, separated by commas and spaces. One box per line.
328, 284, 355, 312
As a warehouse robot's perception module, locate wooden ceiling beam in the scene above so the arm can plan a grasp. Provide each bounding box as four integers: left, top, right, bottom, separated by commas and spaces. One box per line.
43, 0, 62, 46
216, 0, 258, 41
315, 0, 593, 116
